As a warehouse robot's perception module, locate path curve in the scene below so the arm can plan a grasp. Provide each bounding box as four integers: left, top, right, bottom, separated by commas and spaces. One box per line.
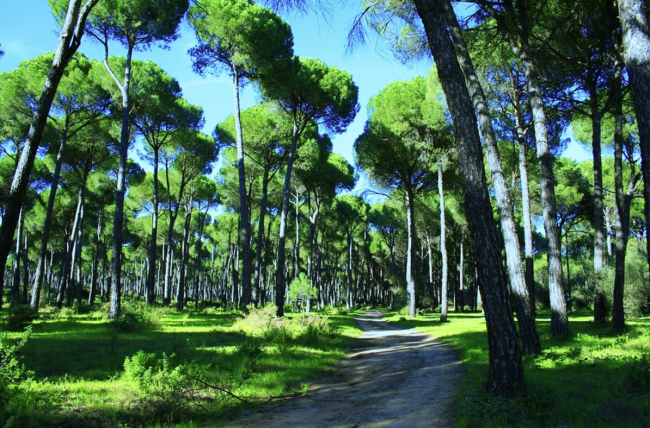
226, 311, 463, 428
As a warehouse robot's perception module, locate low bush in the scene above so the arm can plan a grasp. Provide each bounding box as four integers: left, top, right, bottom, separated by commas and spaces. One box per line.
3, 305, 37, 332
123, 351, 195, 423
0, 327, 33, 423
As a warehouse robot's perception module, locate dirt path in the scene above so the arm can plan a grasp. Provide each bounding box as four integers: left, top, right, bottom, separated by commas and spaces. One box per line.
225, 311, 463, 428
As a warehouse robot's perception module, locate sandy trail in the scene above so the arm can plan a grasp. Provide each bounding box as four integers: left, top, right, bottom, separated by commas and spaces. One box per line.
225, 311, 462, 428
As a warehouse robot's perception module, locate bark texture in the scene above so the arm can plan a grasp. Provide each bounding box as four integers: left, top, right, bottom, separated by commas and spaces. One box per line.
617, 0, 650, 287
0, 0, 98, 309
413, 0, 524, 397
443, 0, 539, 354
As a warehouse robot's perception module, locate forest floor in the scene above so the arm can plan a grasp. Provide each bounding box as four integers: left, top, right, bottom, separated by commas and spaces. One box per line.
223, 310, 462, 428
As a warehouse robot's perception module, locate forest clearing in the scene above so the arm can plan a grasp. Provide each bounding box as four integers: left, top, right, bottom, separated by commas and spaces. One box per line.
2, 0, 650, 426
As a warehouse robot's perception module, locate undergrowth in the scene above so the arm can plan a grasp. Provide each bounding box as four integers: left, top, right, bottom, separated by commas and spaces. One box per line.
0, 300, 361, 427
387, 309, 650, 428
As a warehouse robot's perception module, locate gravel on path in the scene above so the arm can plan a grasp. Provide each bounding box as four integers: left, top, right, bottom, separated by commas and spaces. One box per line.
225, 310, 463, 428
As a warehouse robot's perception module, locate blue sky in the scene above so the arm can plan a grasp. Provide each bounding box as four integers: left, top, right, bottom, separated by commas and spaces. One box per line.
0, 0, 590, 188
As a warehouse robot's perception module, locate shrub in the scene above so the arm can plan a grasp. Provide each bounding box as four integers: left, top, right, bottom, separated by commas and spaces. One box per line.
0, 327, 33, 422
625, 354, 650, 393
110, 312, 143, 333
109, 307, 162, 334
289, 273, 317, 312
3, 305, 37, 332
123, 351, 193, 423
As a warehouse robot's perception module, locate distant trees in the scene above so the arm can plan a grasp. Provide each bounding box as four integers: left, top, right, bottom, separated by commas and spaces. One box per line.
355, 75, 450, 319
4, 0, 650, 402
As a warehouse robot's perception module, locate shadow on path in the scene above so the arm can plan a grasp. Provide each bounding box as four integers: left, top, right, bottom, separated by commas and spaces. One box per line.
226, 310, 462, 428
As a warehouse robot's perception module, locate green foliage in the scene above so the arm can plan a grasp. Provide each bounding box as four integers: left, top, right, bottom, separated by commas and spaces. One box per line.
262, 57, 359, 135
0, 327, 33, 422
123, 351, 193, 423
289, 273, 317, 310
625, 354, 650, 393
2, 306, 37, 332
189, 0, 294, 80
387, 310, 650, 427
109, 304, 162, 333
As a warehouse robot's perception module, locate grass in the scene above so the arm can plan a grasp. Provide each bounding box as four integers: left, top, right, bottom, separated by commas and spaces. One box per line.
386, 309, 650, 428
0, 301, 363, 427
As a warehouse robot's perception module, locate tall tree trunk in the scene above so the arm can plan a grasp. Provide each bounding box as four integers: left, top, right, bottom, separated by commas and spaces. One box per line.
109, 44, 134, 320
487, 0, 569, 336
253, 168, 270, 304
591, 89, 608, 324
0, 0, 98, 308
617, 0, 650, 286
515, 119, 536, 314
232, 69, 252, 310
57, 171, 88, 308
177, 187, 194, 311
146, 149, 159, 305
412, 0, 525, 397
612, 40, 632, 329
276, 123, 300, 317
405, 188, 418, 318
10, 208, 24, 306
444, 0, 540, 353
294, 186, 301, 279
31, 133, 68, 311
438, 168, 449, 322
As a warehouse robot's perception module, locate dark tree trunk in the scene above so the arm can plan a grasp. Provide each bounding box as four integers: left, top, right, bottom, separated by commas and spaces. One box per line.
31, 134, 67, 311
0, 0, 98, 309
612, 41, 634, 329
444, 0, 540, 353
253, 168, 270, 304
276, 123, 300, 317
412, 0, 525, 397
109, 44, 134, 320
590, 90, 608, 324
617, 0, 650, 288
146, 149, 159, 305
10, 208, 24, 306
177, 188, 194, 311
232, 70, 252, 310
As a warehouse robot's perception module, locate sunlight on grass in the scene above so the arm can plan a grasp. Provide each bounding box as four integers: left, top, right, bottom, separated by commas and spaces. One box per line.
0, 303, 363, 427
387, 309, 650, 428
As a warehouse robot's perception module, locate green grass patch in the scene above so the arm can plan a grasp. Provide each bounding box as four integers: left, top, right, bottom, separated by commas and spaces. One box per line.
386, 309, 650, 428
0, 302, 363, 427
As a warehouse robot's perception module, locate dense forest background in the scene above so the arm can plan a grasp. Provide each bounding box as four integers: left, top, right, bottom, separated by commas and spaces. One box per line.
0, 0, 650, 426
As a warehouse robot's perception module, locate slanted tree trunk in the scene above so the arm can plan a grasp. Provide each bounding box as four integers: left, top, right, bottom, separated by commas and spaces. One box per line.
31, 133, 68, 311
486, 0, 568, 336
57, 169, 89, 308
514, 111, 536, 313
444, 0, 540, 352
0, 0, 99, 308
617, 0, 650, 285
10, 208, 24, 306
412, 0, 525, 397
276, 122, 300, 317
